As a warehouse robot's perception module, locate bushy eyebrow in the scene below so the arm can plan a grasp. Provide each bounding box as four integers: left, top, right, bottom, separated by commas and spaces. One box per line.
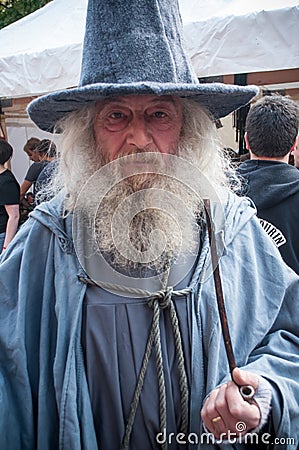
99, 96, 178, 108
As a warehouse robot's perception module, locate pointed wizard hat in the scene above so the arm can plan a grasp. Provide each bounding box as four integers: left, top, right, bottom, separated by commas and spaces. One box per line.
27, 0, 258, 132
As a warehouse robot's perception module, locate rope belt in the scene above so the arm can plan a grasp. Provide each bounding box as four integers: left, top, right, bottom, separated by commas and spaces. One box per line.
79, 276, 192, 450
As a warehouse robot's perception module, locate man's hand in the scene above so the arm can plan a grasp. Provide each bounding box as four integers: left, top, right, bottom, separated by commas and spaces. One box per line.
201, 368, 261, 439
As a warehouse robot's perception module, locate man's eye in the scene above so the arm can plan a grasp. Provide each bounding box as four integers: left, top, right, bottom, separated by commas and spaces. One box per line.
153, 111, 167, 118
110, 112, 124, 119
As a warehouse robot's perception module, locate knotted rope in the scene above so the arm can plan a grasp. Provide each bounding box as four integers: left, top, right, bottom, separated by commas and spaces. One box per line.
79, 276, 191, 450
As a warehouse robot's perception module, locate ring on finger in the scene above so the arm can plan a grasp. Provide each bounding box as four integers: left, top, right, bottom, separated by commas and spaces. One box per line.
211, 416, 222, 423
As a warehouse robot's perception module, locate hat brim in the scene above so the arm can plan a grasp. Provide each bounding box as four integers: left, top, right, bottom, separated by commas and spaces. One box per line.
27, 82, 259, 132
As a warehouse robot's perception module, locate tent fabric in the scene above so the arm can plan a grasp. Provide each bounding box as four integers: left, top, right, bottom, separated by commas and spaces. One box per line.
0, 0, 87, 98
178, 0, 299, 21
0, 0, 298, 98
183, 5, 299, 78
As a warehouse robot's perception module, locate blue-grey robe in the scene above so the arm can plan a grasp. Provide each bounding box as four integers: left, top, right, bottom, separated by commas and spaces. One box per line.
0, 191, 298, 449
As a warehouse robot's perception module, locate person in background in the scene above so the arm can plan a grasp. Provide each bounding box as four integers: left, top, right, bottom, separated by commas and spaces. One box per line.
20, 138, 55, 201
0, 1, 298, 449
19, 192, 35, 225
238, 95, 299, 274
0, 140, 20, 253
20, 137, 41, 205
35, 140, 58, 203
23, 137, 41, 163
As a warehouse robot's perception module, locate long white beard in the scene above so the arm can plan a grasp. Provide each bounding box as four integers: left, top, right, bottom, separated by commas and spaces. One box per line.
95, 178, 200, 275
73, 153, 206, 277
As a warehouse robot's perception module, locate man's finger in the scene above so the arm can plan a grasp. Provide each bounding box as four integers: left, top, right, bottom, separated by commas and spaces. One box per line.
201, 388, 222, 433
232, 367, 259, 391
225, 380, 261, 427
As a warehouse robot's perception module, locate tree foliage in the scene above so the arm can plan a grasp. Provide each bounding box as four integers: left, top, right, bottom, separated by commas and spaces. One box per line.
0, 0, 52, 29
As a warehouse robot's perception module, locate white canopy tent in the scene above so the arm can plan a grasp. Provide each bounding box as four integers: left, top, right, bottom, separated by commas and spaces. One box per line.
0, 0, 88, 181
0, 0, 298, 98
0, 0, 298, 181
181, 0, 299, 78
0, 0, 87, 98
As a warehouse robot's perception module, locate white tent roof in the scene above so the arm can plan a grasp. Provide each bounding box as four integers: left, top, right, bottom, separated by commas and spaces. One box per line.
0, 0, 298, 98
181, 0, 299, 78
179, 0, 299, 21
0, 0, 87, 98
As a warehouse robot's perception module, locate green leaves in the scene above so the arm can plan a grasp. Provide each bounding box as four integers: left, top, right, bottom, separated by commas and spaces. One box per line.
0, 0, 52, 30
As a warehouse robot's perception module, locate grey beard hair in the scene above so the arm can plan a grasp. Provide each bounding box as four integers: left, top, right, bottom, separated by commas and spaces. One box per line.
74, 153, 203, 274
92, 174, 202, 274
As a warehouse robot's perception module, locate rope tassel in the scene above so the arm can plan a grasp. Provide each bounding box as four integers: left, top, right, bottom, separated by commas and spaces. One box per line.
121, 288, 189, 450
78, 276, 191, 450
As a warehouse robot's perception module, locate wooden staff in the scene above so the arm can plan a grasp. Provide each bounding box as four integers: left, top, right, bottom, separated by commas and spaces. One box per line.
204, 199, 254, 400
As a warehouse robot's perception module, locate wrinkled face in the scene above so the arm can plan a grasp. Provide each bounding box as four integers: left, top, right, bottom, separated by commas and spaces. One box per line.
93, 95, 183, 163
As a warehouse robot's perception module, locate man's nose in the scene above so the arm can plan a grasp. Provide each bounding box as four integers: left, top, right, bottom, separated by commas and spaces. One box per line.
126, 115, 153, 149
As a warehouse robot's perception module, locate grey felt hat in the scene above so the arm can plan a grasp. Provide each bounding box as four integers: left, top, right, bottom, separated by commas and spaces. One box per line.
27, 0, 259, 132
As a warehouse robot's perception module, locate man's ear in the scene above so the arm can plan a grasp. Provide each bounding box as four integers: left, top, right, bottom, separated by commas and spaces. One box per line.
290, 135, 298, 153
244, 132, 250, 150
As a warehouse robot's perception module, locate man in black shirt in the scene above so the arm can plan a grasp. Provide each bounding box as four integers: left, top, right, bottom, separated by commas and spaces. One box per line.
0, 140, 20, 253
238, 95, 299, 274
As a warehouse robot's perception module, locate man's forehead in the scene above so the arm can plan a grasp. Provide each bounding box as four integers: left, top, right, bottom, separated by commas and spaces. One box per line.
96, 94, 182, 108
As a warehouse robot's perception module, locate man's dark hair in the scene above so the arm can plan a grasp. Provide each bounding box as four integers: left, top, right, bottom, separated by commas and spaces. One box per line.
0, 139, 13, 165
246, 95, 299, 157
